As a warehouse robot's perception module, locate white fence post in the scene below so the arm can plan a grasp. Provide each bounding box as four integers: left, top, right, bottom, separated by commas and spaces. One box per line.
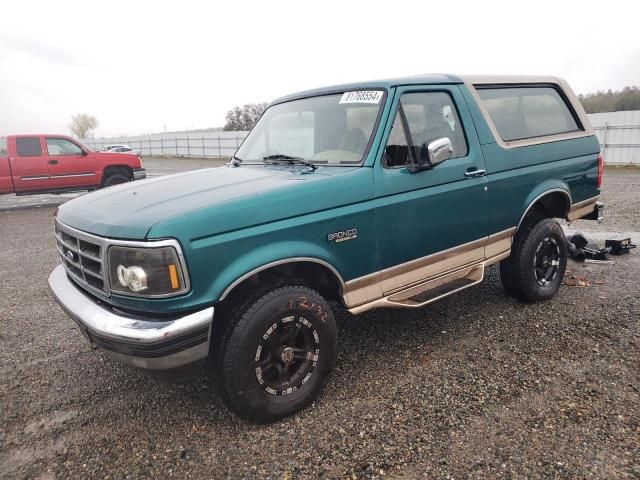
602, 121, 609, 161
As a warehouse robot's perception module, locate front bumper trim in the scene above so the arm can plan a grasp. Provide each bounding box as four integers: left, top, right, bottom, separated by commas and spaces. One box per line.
133, 168, 147, 180
48, 265, 213, 370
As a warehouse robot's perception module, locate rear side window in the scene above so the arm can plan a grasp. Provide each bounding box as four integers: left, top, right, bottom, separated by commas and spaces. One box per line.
16, 137, 43, 157
0, 137, 6, 156
477, 86, 581, 142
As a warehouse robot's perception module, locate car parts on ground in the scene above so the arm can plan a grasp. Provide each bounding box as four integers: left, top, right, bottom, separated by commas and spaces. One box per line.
567, 233, 636, 262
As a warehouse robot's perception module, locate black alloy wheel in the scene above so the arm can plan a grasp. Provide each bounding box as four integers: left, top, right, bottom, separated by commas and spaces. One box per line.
215, 284, 337, 423
500, 217, 567, 302
533, 237, 561, 286
255, 315, 320, 396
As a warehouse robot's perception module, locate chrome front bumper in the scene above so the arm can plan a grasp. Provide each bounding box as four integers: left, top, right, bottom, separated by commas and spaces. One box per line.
48, 265, 213, 370
133, 168, 147, 180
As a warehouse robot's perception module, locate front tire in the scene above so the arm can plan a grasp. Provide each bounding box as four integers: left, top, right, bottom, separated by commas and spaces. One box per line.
215, 284, 338, 423
102, 172, 130, 187
500, 218, 567, 302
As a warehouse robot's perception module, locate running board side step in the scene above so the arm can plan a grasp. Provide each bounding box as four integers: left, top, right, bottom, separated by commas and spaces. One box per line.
348, 263, 485, 315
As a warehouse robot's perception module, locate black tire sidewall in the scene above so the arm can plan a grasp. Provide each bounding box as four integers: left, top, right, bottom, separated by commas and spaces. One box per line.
516, 219, 567, 302
103, 174, 130, 187
220, 286, 337, 422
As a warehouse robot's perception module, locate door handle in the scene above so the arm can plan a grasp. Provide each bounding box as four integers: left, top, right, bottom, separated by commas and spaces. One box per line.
48, 159, 58, 165
464, 168, 486, 178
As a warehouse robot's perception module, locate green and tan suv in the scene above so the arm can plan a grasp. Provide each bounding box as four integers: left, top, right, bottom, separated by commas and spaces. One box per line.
49, 74, 603, 422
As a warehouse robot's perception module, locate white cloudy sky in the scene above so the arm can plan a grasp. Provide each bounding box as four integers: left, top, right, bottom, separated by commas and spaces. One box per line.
1, 0, 638, 138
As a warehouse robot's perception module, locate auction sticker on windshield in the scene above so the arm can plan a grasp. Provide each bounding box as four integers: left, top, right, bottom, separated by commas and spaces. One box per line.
339, 91, 383, 104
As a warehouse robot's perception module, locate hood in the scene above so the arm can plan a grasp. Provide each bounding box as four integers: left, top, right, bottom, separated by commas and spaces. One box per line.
57, 165, 363, 239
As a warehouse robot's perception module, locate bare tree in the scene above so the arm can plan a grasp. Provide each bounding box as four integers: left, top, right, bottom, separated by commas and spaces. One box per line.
69, 113, 98, 138
223, 103, 268, 131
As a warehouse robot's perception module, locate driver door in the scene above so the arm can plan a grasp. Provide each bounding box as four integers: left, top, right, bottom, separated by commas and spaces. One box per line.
373, 85, 490, 294
45, 137, 97, 188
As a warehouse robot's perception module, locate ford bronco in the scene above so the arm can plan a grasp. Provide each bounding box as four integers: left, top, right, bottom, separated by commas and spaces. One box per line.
48, 75, 603, 422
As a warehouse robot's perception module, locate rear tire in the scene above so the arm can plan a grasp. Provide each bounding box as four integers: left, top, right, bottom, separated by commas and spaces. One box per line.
500, 218, 567, 302
214, 284, 337, 423
102, 172, 130, 187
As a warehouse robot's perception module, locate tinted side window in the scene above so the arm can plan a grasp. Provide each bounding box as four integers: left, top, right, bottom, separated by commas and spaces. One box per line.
0, 137, 6, 156
46, 138, 83, 156
16, 137, 43, 157
384, 92, 468, 168
477, 86, 581, 141
401, 92, 468, 160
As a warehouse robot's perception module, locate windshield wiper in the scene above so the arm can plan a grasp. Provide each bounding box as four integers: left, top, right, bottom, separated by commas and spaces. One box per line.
263, 154, 317, 170
230, 155, 243, 166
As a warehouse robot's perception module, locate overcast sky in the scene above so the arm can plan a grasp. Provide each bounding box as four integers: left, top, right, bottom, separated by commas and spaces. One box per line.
1, 0, 638, 138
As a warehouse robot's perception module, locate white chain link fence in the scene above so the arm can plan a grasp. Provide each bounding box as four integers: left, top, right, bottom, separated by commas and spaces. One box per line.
82, 131, 248, 158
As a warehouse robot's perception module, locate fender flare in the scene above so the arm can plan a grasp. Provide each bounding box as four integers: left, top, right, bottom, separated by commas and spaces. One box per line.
219, 256, 346, 301
516, 187, 572, 233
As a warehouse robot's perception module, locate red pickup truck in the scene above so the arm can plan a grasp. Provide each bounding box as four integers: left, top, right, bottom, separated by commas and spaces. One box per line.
0, 134, 146, 195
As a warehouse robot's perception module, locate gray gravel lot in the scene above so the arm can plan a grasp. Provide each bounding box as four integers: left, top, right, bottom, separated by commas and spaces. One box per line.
0, 157, 228, 212
0, 169, 639, 479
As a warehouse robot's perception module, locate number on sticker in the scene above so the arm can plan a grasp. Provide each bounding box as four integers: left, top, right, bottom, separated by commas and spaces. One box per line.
339, 90, 383, 104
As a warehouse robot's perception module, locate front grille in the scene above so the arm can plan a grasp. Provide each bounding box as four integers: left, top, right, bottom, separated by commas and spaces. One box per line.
55, 220, 108, 296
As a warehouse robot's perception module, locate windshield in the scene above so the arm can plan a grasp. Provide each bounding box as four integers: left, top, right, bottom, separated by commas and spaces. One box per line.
235, 91, 385, 165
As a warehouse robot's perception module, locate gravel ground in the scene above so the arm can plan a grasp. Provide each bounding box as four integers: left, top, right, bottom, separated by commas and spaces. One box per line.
565, 166, 640, 234
0, 157, 228, 212
0, 170, 638, 479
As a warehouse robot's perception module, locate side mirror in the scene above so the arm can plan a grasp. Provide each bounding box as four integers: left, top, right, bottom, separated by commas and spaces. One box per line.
426, 137, 453, 166
408, 137, 453, 173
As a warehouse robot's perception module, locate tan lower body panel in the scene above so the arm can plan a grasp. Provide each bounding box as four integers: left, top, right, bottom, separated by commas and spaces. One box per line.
343, 227, 516, 314
342, 272, 382, 307
380, 237, 485, 294
567, 195, 600, 221
344, 196, 598, 314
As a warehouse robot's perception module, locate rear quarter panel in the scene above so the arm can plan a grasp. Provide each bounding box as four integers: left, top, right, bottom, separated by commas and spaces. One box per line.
459, 82, 601, 233
482, 136, 601, 232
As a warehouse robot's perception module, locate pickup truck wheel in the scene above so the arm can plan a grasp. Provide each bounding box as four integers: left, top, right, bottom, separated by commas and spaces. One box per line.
500, 218, 567, 303
215, 284, 337, 423
102, 173, 130, 187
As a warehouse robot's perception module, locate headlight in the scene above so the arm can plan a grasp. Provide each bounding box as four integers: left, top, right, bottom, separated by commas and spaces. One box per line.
108, 245, 189, 297
117, 265, 148, 292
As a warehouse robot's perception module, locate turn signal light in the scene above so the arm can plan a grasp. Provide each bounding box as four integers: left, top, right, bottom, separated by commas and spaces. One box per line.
168, 264, 179, 289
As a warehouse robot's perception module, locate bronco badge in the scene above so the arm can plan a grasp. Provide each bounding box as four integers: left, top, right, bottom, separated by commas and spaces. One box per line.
327, 228, 358, 243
